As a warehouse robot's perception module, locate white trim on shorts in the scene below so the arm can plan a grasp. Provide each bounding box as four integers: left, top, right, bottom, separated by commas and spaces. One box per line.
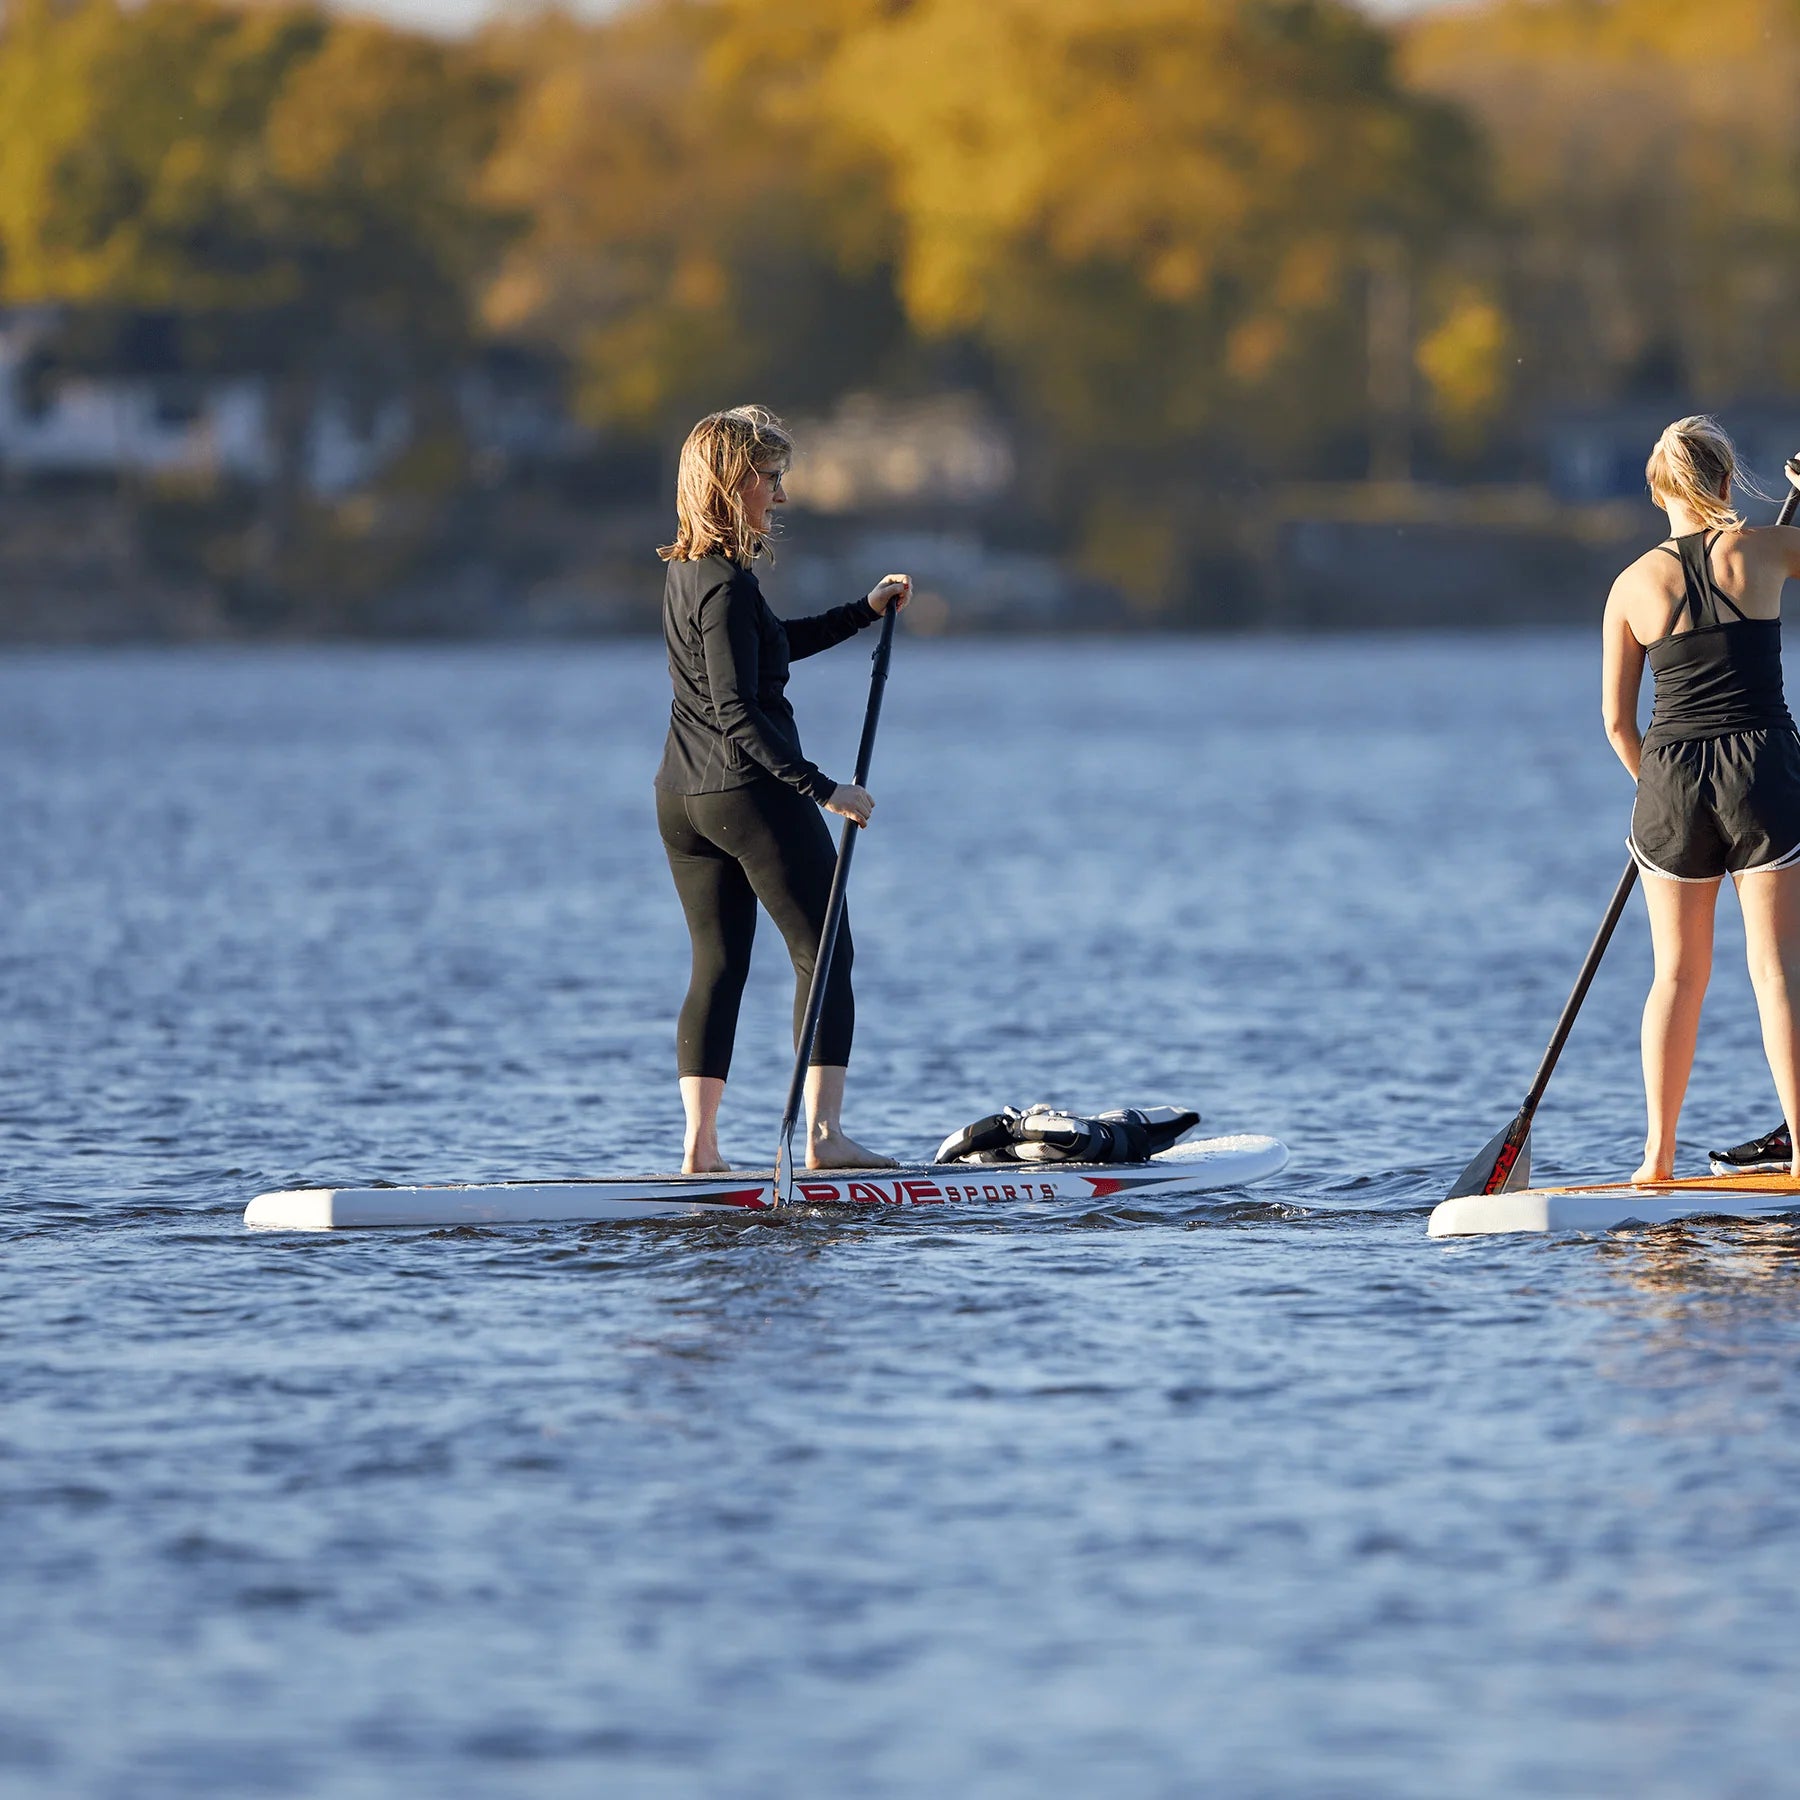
1627, 833, 1800, 883
1738, 839, 1800, 878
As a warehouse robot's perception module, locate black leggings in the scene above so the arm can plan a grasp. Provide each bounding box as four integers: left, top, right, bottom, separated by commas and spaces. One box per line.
656, 780, 854, 1080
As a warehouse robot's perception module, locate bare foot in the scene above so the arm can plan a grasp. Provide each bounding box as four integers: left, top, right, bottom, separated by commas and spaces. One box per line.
1630, 1161, 1672, 1185
683, 1152, 732, 1174
806, 1128, 898, 1171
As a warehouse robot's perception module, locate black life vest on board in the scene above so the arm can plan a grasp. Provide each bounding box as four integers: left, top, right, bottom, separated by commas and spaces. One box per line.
934, 1104, 1199, 1166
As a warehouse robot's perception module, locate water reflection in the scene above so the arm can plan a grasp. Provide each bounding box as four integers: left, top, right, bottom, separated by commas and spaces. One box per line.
1593, 1218, 1800, 1294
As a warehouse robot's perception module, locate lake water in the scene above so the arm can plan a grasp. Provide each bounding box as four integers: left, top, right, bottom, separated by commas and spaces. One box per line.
6, 636, 1800, 1798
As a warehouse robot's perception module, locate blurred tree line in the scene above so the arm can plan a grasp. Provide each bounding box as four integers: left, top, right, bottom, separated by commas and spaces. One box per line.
0, 0, 511, 608
1, 0, 1798, 623
1405, 0, 1800, 410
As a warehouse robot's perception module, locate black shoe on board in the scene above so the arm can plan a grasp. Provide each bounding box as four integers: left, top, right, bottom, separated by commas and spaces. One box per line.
1708, 1123, 1793, 1176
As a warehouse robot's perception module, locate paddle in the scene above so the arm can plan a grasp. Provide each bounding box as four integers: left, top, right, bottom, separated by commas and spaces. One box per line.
771, 600, 901, 1205
1446, 469, 1800, 1201
1444, 861, 1640, 1198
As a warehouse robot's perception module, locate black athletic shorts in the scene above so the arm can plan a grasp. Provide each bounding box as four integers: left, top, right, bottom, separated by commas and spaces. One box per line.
1629, 727, 1800, 882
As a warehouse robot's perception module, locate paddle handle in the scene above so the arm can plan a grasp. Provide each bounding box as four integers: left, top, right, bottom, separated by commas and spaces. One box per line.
772, 603, 900, 1202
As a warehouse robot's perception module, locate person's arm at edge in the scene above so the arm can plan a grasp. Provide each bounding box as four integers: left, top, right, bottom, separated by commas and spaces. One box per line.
1766, 524, 1800, 583
1780, 459, 1800, 580
1602, 575, 1647, 782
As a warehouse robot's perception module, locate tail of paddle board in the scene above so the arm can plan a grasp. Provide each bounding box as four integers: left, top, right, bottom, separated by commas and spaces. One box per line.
1429, 1172, 1800, 1238
246, 1132, 1290, 1230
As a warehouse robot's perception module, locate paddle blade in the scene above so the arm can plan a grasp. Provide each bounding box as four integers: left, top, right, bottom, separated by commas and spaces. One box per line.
1446, 1119, 1533, 1200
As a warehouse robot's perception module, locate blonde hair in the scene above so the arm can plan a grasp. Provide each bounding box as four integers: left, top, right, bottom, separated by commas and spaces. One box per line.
1646, 415, 1768, 531
658, 405, 794, 564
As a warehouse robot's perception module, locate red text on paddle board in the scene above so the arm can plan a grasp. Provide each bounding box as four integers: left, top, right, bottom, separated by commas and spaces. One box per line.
792, 1178, 1060, 1206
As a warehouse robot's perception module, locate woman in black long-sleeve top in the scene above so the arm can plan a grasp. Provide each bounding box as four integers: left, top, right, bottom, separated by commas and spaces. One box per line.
655, 405, 910, 1173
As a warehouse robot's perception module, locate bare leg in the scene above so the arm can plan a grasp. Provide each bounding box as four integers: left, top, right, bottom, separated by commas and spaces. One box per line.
680, 1075, 729, 1174
804, 1065, 897, 1169
1734, 863, 1800, 1178
1635, 872, 1719, 1182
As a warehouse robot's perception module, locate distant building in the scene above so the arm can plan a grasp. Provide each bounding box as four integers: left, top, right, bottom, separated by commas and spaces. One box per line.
784, 391, 1014, 514
0, 307, 271, 484
0, 308, 590, 494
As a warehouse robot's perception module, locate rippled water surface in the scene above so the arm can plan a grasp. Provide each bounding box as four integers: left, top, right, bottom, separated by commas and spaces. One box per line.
7, 637, 1800, 1798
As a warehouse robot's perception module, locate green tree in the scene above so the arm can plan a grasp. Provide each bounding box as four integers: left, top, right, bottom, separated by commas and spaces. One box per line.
825, 0, 1477, 434
811, 0, 1482, 599
0, 0, 517, 601
0, 0, 325, 308
481, 0, 904, 436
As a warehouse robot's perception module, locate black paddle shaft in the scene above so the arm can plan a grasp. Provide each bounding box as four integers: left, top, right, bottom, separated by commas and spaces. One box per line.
772, 602, 900, 1199
1451, 468, 1800, 1200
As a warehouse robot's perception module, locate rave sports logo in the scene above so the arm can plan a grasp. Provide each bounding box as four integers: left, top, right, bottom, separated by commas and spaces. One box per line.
789, 1175, 1130, 1206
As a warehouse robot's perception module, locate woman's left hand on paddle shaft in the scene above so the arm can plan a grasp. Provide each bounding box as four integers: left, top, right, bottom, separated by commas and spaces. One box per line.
867, 573, 912, 614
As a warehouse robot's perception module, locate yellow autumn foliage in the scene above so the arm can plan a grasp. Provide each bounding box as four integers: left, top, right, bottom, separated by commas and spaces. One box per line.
481, 0, 901, 429
1416, 283, 1512, 446
0, 0, 510, 343
811, 0, 1478, 449
5, 0, 1800, 496
1404, 0, 1800, 401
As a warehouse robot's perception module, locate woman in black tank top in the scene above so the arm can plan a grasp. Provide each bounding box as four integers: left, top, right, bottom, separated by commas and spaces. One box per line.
1601, 416, 1800, 1182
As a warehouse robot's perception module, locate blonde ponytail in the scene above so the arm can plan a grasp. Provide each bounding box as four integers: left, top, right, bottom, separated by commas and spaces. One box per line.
1646, 415, 1770, 531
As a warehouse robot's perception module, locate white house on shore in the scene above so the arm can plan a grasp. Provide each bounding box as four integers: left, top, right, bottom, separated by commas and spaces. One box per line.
0, 308, 277, 484
783, 391, 1015, 514
0, 308, 579, 496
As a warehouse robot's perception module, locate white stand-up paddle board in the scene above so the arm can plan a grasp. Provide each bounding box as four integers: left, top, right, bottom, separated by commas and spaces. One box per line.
1430, 1172, 1800, 1238
244, 1133, 1289, 1230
